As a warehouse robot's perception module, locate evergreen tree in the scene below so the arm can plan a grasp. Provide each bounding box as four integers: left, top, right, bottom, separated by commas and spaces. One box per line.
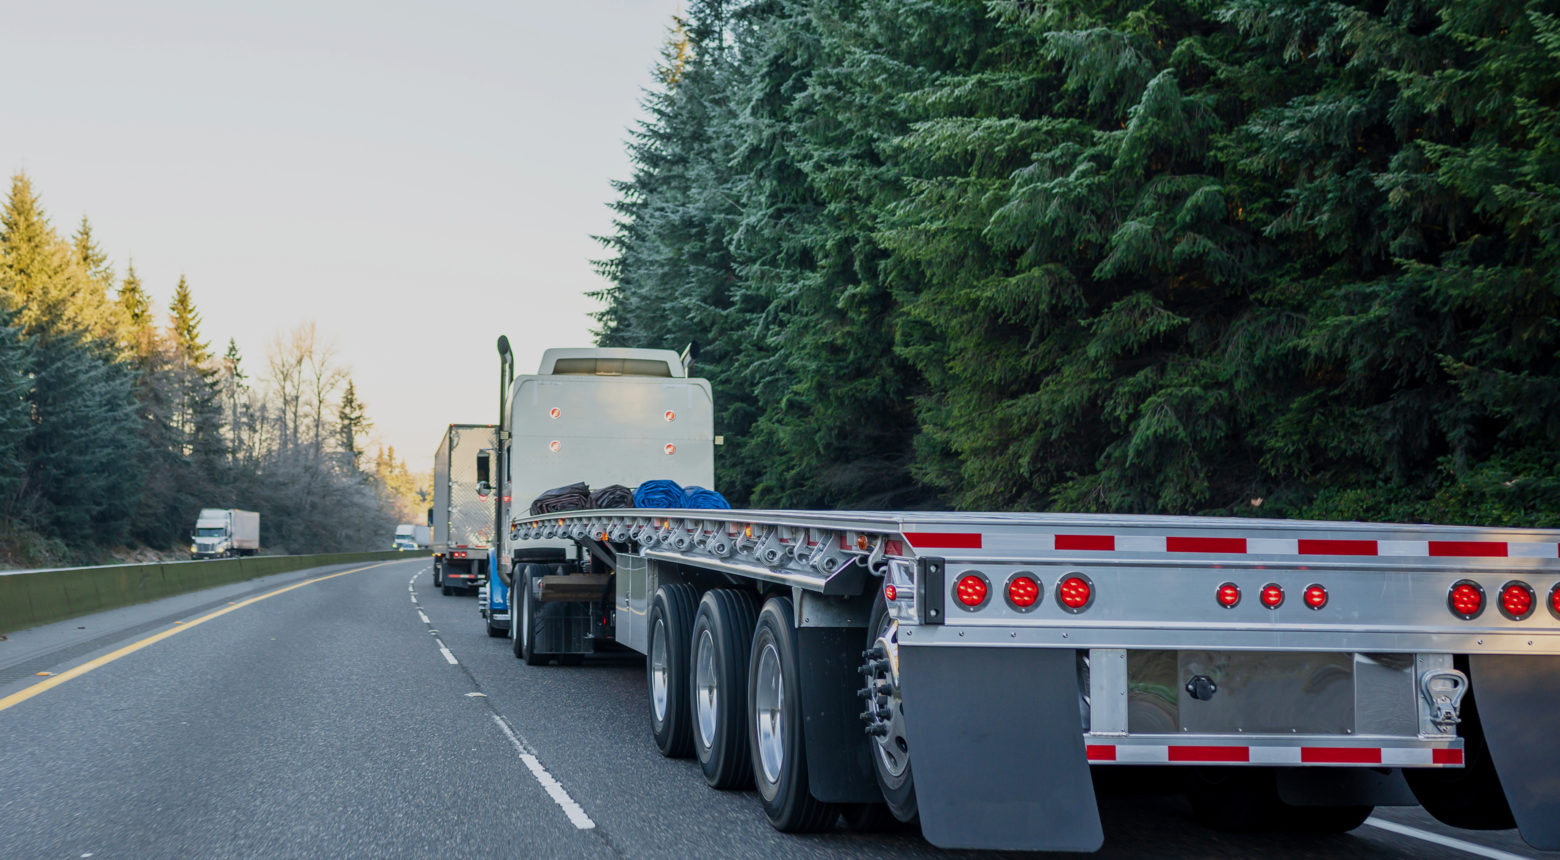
116, 261, 158, 360
166, 275, 225, 463
336, 378, 370, 469
0, 298, 33, 512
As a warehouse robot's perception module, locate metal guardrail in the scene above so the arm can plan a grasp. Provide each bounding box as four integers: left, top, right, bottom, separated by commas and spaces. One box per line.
0, 550, 413, 634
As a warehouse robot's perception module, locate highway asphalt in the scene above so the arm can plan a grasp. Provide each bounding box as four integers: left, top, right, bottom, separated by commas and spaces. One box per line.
0, 557, 1548, 859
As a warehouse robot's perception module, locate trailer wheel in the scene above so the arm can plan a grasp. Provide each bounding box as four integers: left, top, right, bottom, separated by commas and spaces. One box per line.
749, 596, 839, 832
691, 589, 760, 789
519, 564, 548, 665
863, 591, 917, 823
441, 584, 453, 596
648, 583, 697, 757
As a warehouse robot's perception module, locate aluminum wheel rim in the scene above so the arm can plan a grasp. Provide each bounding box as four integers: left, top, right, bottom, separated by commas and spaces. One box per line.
869, 617, 909, 779
520, 580, 530, 647
695, 628, 718, 749
650, 617, 670, 724
754, 640, 784, 784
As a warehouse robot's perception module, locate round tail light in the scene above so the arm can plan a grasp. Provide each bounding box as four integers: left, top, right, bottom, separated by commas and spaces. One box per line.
1260, 583, 1284, 609
1448, 580, 1484, 619
1056, 574, 1093, 612
954, 573, 989, 608
883, 584, 897, 602
1498, 581, 1534, 620
1303, 584, 1328, 610
1550, 583, 1560, 620
1006, 574, 1040, 610
1216, 582, 1241, 608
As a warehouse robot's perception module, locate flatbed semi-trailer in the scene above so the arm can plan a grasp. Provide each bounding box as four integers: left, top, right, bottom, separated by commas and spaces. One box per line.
485, 344, 1560, 853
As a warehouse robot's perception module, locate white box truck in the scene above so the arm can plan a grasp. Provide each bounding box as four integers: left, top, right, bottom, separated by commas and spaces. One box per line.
189, 508, 259, 559
432, 424, 498, 595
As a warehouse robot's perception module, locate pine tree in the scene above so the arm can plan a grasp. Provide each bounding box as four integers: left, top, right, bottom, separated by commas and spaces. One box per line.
116, 261, 158, 360
166, 275, 225, 462
0, 298, 33, 512
336, 378, 370, 469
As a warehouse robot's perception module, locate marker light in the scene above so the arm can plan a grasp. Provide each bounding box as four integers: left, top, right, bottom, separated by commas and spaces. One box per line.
1551, 583, 1560, 620
954, 574, 989, 608
1057, 575, 1093, 612
1448, 580, 1483, 619
1216, 582, 1241, 609
549, 407, 561, 419
1303, 584, 1328, 610
884, 584, 897, 602
1007, 575, 1040, 609
665, 410, 676, 421
1260, 583, 1284, 609
549, 440, 561, 453
664, 443, 676, 455
1498, 581, 1535, 620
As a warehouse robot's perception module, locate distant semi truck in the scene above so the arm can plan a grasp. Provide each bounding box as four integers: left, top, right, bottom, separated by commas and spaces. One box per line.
432, 424, 497, 595
189, 508, 259, 559
392, 523, 432, 550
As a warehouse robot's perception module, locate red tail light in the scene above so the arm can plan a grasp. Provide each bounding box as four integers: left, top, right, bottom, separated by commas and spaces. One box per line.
1303, 584, 1328, 610
1260, 583, 1284, 609
1216, 582, 1241, 608
1448, 580, 1483, 619
1007, 575, 1040, 609
883, 584, 897, 602
954, 573, 988, 608
1550, 583, 1560, 619
1498, 581, 1534, 620
1057, 575, 1093, 612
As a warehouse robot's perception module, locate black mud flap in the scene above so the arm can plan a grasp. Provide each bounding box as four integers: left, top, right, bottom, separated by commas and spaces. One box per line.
1470, 654, 1560, 851
798, 627, 880, 803
898, 644, 1102, 852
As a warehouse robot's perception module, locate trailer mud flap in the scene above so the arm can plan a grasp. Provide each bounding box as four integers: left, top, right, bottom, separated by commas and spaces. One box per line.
798, 627, 880, 803
898, 644, 1102, 852
1469, 655, 1560, 851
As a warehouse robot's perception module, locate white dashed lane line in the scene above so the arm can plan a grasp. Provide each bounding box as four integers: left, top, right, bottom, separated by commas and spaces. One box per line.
405, 567, 599, 832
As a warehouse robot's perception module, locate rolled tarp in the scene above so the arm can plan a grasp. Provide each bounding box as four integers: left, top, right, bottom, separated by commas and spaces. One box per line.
529, 482, 591, 515
682, 486, 731, 510
588, 484, 635, 510
633, 480, 685, 509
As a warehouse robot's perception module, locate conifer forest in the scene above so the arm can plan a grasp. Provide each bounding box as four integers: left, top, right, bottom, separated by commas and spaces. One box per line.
595, 0, 1560, 525
0, 174, 419, 567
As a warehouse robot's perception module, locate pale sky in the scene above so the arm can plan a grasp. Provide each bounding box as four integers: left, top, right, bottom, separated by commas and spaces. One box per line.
0, 0, 681, 476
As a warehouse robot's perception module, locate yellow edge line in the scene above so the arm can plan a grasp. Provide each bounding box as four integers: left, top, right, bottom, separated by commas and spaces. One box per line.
0, 561, 399, 713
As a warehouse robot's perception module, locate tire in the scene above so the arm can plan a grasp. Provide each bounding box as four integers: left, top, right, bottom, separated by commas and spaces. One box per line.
749, 596, 839, 832
1186, 768, 1372, 833
839, 803, 905, 832
519, 563, 548, 666
691, 589, 760, 789
441, 584, 452, 596
486, 614, 505, 638
864, 591, 917, 823
432, 562, 442, 588
647, 583, 698, 757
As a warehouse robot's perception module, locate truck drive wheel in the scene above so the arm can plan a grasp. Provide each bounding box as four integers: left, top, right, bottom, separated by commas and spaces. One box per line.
432, 561, 442, 588
691, 589, 760, 789
749, 596, 839, 832
648, 583, 697, 757
863, 591, 917, 823
519, 564, 548, 666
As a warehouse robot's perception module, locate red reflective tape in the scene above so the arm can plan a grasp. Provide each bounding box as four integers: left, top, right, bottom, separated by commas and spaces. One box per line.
1056, 534, 1115, 551
903, 532, 983, 550
1298, 539, 1378, 556
1168, 745, 1249, 763
885, 540, 905, 556
1433, 748, 1464, 765
1166, 537, 1247, 554
1429, 541, 1507, 558
1085, 745, 1117, 761
1302, 747, 1380, 764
